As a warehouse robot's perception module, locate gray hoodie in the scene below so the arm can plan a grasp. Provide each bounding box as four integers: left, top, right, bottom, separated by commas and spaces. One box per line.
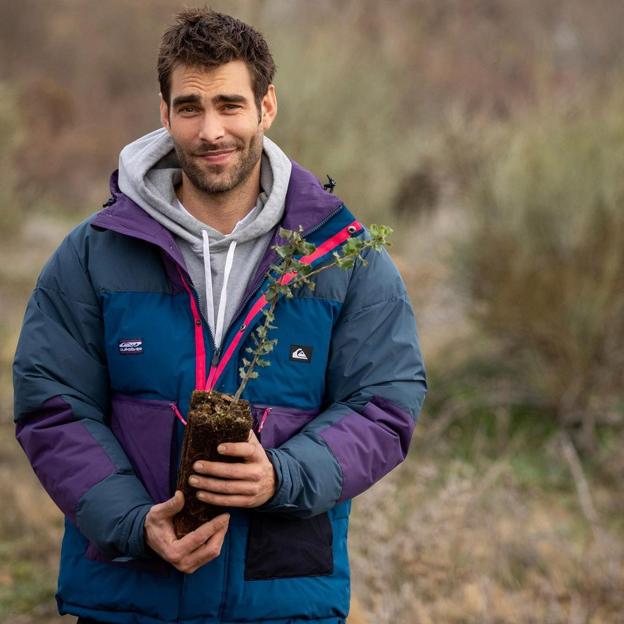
118, 128, 292, 350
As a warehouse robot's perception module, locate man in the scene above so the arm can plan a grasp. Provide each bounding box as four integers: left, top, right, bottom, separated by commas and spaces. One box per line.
13, 9, 426, 624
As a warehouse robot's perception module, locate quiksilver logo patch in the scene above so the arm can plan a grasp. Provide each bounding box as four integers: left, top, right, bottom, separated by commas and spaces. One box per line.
119, 338, 143, 355
289, 344, 312, 364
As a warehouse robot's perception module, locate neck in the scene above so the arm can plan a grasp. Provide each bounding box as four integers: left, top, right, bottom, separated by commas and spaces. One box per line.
177, 160, 261, 234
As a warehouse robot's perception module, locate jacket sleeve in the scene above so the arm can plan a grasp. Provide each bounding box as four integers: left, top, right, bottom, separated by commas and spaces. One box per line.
13, 231, 154, 559
262, 244, 427, 517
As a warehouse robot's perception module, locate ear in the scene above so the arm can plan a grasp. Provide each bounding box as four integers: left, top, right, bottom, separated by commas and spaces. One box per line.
260, 84, 277, 131
159, 94, 171, 131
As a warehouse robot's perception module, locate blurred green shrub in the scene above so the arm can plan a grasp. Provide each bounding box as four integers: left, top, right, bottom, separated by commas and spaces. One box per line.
458, 96, 624, 449
0, 82, 24, 239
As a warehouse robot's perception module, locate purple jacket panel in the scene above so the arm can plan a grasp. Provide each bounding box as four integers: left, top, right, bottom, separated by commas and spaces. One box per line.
109, 394, 176, 504
252, 405, 321, 449
319, 395, 416, 502
15, 396, 116, 523
95, 172, 188, 273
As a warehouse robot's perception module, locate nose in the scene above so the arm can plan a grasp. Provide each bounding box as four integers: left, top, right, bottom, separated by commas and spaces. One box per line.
198, 110, 225, 143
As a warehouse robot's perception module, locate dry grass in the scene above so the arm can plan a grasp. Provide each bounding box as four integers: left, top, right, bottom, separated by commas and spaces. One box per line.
349, 424, 624, 624
0, 421, 66, 624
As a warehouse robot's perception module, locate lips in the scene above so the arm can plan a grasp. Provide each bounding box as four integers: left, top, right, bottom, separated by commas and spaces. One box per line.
197, 149, 236, 165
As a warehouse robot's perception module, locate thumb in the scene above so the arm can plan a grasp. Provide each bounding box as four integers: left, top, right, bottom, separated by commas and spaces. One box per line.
152, 490, 185, 519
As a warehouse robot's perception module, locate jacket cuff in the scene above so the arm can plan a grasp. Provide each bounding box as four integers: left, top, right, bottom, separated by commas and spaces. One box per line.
125, 504, 155, 559
257, 449, 299, 512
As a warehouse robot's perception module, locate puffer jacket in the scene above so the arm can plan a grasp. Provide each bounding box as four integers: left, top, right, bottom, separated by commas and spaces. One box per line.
13, 161, 427, 624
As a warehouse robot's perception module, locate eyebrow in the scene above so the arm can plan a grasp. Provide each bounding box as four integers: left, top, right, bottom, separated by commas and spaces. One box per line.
171, 93, 247, 107
171, 94, 201, 108
213, 94, 248, 105
171, 93, 248, 108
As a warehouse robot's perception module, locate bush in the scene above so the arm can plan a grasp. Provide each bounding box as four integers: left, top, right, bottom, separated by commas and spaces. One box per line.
0, 81, 24, 239
458, 95, 624, 449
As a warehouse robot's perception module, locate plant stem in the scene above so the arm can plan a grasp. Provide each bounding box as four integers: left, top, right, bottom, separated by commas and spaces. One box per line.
232, 294, 279, 403
230, 231, 387, 407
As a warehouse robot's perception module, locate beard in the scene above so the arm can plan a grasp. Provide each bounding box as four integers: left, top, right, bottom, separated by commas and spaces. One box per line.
174, 130, 263, 195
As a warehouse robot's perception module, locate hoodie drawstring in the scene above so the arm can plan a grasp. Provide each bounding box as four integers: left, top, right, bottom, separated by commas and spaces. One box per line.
202, 230, 237, 350
215, 239, 237, 348
201, 230, 215, 334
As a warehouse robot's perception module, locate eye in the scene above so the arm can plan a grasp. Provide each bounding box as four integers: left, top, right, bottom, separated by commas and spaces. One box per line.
223, 104, 242, 111
178, 106, 199, 115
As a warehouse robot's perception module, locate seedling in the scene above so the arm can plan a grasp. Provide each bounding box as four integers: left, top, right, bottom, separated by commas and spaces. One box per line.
174, 223, 392, 536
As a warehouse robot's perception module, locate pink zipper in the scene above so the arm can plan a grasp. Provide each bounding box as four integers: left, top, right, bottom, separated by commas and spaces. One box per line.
258, 407, 272, 433
205, 220, 363, 392
176, 266, 206, 392
171, 403, 187, 426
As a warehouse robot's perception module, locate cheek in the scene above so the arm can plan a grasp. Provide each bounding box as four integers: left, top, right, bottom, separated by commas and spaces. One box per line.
170, 120, 201, 144
179, 125, 199, 141
228, 117, 261, 141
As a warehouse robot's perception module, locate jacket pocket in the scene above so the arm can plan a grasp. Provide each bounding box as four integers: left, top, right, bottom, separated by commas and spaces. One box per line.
109, 393, 177, 503
84, 541, 169, 576
251, 404, 320, 448
245, 512, 333, 580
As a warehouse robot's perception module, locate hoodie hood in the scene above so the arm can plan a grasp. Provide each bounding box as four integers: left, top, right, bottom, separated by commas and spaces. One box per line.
117, 127, 291, 250
117, 127, 292, 349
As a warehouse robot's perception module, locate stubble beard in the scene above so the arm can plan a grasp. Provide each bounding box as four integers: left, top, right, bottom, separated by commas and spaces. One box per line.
175, 130, 263, 195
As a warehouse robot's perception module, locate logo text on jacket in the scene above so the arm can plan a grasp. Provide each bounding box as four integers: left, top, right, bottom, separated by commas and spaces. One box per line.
118, 338, 143, 355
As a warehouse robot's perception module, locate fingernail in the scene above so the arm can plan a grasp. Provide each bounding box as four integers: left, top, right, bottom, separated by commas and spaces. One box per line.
189, 477, 199, 486
217, 445, 226, 453
194, 462, 204, 471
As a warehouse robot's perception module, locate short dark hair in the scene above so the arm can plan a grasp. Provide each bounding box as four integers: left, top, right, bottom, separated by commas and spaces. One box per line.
158, 8, 276, 109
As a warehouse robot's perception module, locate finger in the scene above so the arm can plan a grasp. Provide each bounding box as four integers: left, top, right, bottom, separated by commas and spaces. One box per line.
176, 513, 230, 553
196, 491, 255, 508
150, 490, 184, 519
193, 461, 256, 479
217, 442, 256, 459
181, 520, 229, 573
190, 475, 258, 495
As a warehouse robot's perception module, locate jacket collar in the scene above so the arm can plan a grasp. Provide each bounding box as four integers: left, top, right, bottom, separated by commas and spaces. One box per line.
92, 170, 188, 270
92, 162, 344, 293
242, 161, 343, 300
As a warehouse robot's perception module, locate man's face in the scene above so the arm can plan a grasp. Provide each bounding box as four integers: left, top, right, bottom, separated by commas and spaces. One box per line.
160, 60, 277, 195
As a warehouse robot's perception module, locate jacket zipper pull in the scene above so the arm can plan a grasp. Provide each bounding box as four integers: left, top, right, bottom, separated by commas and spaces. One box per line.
211, 347, 221, 367
258, 407, 271, 433
171, 403, 187, 426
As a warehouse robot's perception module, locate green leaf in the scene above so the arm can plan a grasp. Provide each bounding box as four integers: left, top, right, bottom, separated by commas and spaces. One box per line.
275, 245, 289, 259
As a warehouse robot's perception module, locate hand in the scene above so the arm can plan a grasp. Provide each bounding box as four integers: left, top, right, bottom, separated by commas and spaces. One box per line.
189, 430, 276, 508
144, 490, 229, 574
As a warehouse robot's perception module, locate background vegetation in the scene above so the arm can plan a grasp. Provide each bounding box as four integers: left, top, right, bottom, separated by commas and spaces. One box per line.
1, 1, 623, 622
